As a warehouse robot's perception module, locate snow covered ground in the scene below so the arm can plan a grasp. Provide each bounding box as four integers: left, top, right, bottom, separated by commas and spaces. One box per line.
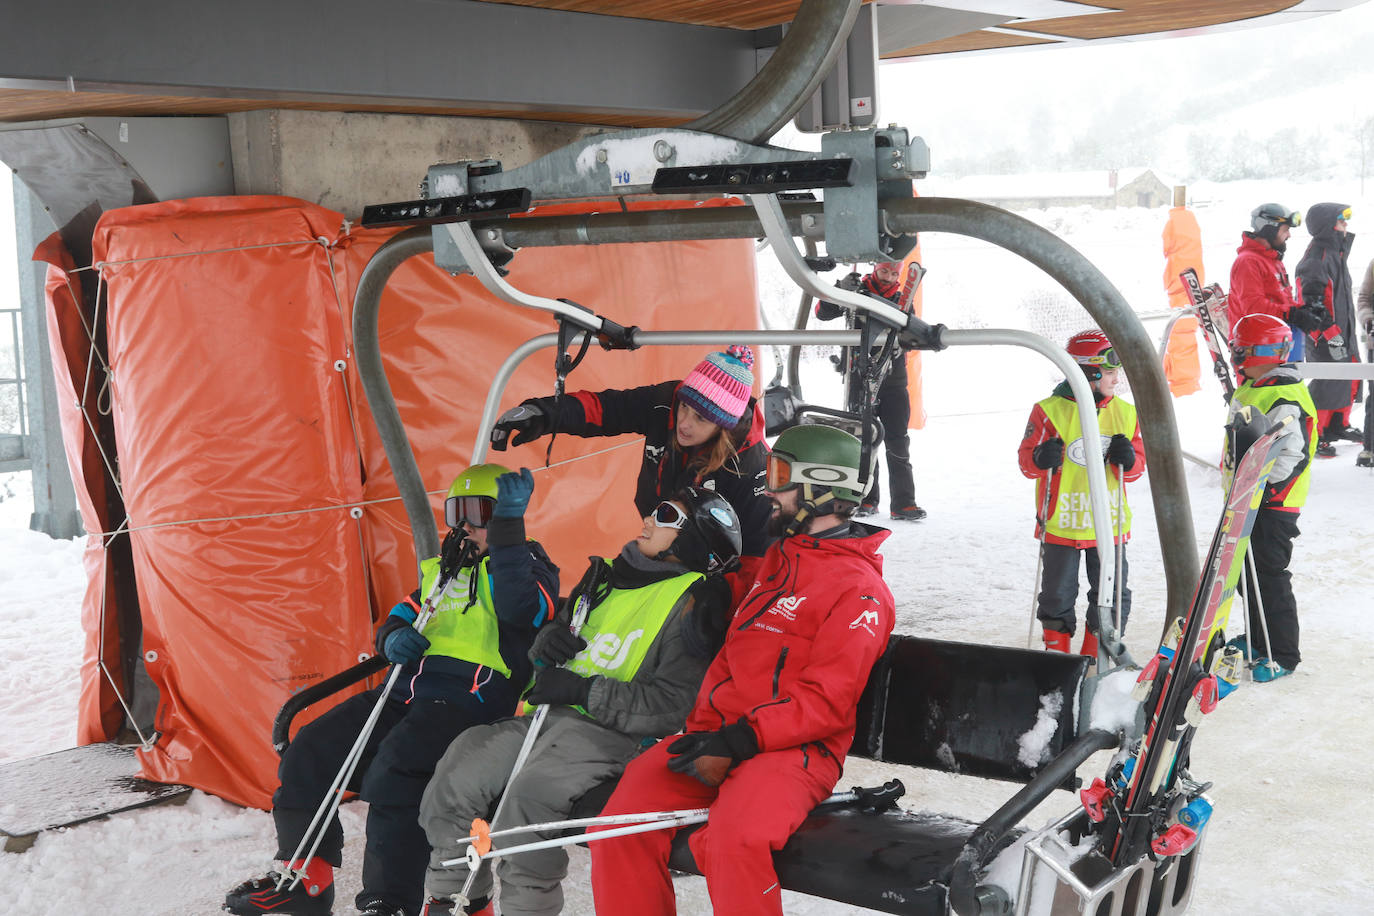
4, 181, 1374, 914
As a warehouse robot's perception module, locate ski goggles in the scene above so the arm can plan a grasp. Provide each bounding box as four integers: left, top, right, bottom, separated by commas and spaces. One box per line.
765, 453, 865, 493
445, 495, 495, 529
650, 500, 689, 530
1235, 341, 1291, 360
1336, 206, 1352, 222
1077, 347, 1122, 369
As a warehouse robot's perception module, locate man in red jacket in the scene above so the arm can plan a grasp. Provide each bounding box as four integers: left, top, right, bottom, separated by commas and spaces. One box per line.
1229, 203, 1329, 361
588, 424, 896, 916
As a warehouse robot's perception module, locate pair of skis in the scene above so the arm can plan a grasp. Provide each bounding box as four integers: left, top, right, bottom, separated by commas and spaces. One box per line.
1086, 416, 1288, 866
1178, 268, 1236, 403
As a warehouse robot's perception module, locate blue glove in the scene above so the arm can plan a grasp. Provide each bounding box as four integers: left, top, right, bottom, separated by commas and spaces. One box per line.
382, 624, 430, 665
493, 467, 535, 519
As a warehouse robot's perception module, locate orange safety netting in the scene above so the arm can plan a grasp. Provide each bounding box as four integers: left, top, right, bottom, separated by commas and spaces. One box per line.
1162, 206, 1204, 397
46, 195, 758, 808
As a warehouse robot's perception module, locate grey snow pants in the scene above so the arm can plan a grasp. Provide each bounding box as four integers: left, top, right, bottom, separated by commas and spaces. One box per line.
419, 708, 642, 916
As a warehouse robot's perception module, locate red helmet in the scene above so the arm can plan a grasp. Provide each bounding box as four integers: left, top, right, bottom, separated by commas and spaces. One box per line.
1066, 330, 1120, 380
1229, 314, 1292, 370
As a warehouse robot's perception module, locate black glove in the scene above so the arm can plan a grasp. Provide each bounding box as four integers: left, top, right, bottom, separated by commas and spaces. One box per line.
525, 667, 592, 707
1032, 437, 1064, 470
529, 622, 587, 667
836, 271, 865, 293
1106, 433, 1136, 471
666, 721, 759, 786
1226, 405, 1267, 464
1286, 305, 1331, 334
490, 402, 549, 451
376, 612, 430, 665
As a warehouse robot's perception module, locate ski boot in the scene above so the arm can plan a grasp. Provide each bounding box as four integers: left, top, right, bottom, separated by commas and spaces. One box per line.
890, 505, 927, 521
855, 501, 879, 518
1042, 628, 1071, 653
1316, 440, 1337, 458
357, 901, 406, 916
1251, 661, 1293, 683
1335, 425, 1364, 443
1358, 449, 1374, 468
224, 862, 334, 916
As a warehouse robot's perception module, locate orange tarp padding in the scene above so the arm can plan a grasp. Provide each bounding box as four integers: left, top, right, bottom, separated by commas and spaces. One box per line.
1162, 206, 1204, 397
68, 195, 758, 808
901, 240, 926, 430
33, 236, 126, 744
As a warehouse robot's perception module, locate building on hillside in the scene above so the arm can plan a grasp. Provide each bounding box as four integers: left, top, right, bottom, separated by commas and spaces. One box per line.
929, 169, 1172, 211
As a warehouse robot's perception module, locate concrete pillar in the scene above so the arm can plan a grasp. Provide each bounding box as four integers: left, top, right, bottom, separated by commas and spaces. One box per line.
228, 110, 605, 220
13, 173, 84, 539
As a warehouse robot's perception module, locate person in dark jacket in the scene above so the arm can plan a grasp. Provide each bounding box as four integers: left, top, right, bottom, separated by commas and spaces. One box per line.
416, 487, 740, 916
489, 346, 772, 558
224, 465, 559, 916
588, 424, 895, 916
1296, 202, 1361, 457
814, 261, 925, 521
1229, 203, 1328, 362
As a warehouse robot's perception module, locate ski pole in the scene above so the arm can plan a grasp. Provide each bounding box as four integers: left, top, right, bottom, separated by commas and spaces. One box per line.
452, 807, 716, 850
281, 568, 458, 889
452, 571, 598, 907
444, 787, 868, 869
1244, 550, 1281, 679
280, 535, 473, 891
1028, 468, 1056, 649
1113, 465, 1126, 641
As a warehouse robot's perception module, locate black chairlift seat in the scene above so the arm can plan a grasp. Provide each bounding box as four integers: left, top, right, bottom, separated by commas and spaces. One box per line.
661, 635, 1094, 916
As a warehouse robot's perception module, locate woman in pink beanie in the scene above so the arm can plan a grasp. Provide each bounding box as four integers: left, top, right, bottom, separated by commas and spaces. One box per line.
491, 345, 772, 560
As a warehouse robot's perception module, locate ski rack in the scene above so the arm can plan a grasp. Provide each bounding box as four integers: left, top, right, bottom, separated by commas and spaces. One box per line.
1015, 808, 1205, 916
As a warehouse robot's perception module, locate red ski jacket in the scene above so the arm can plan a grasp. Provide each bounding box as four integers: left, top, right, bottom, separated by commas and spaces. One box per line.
1228, 234, 1299, 326
686, 523, 895, 766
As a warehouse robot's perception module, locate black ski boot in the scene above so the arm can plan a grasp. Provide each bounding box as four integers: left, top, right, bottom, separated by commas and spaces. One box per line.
224, 870, 334, 915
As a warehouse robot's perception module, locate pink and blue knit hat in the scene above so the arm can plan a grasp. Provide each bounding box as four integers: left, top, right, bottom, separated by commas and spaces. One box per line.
679, 345, 756, 428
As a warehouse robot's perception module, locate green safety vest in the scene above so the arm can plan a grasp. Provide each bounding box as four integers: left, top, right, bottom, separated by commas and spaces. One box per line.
564, 561, 702, 685
418, 556, 509, 677
1039, 395, 1137, 543
1228, 377, 1316, 508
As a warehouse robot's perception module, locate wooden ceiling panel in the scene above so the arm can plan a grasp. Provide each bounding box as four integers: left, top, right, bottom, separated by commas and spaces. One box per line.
883, 30, 1056, 58
464, 0, 816, 30
998, 0, 1300, 40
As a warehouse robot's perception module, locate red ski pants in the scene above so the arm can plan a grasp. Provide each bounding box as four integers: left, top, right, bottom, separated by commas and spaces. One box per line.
589, 740, 839, 916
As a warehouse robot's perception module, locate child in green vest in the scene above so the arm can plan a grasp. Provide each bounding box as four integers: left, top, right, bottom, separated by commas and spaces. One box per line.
225, 464, 559, 916
1224, 314, 1318, 682
1017, 330, 1146, 658
416, 486, 741, 916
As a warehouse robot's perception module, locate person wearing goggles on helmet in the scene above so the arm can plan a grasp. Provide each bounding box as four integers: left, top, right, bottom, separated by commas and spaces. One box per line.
1222, 314, 1318, 683
417, 487, 739, 916
1017, 330, 1145, 660
1296, 203, 1362, 456
226, 465, 558, 916
1230, 202, 1327, 362
590, 424, 895, 916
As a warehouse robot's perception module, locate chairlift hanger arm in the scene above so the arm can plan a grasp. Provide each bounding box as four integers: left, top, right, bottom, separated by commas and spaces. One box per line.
749, 193, 945, 351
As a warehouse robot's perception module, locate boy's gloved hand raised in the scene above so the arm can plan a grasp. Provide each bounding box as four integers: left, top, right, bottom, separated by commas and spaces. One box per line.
1105, 434, 1136, 471
1032, 437, 1064, 470
493, 467, 535, 519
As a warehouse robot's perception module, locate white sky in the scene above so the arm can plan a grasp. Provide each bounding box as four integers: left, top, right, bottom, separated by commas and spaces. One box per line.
880, 0, 1374, 164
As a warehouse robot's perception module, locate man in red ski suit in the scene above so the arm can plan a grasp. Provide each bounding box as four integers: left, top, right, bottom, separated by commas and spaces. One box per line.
1229, 202, 1328, 361
589, 424, 895, 916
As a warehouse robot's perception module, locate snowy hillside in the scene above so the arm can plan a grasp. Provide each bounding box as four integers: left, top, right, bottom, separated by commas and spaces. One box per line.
4, 178, 1374, 914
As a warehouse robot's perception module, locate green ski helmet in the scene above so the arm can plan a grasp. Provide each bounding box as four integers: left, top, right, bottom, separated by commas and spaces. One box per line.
444, 462, 511, 529
767, 424, 869, 537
